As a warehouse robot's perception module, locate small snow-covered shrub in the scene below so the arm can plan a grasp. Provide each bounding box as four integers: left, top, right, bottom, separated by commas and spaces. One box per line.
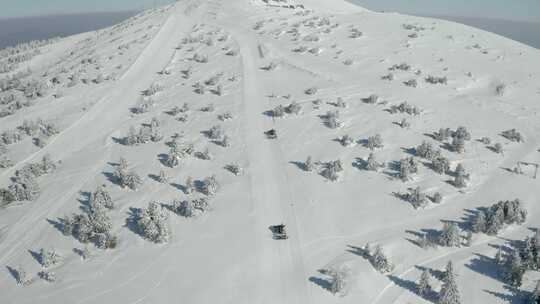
338, 135, 354, 147
366, 134, 384, 150
285, 101, 301, 115
406, 187, 429, 209
39, 248, 62, 268
323, 111, 343, 129
389, 102, 421, 115
404, 79, 418, 88
365, 153, 384, 171
425, 75, 447, 85
321, 160, 343, 181
305, 87, 318, 95
226, 163, 243, 176
201, 175, 220, 196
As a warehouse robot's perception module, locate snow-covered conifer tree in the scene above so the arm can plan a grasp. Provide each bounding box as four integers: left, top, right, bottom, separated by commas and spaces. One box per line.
472, 212, 487, 233
528, 280, 540, 304
39, 248, 61, 268
157, 170, 168, 183
91, 185, 114, 209
13, 265, 30, 286
494, 247, 504, 265
304, 156, 315, 172
439, 222, 461, 247
438, 261, 461, 304
408, 187, 428, 209
185, 176, 195, 195
371, 245, 394, 273
366, 153, 384, 171
418, 269, 432, 298
503, 250, 525, 286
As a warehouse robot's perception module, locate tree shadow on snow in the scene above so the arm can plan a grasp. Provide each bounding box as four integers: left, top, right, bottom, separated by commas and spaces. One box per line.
464, 252, 502, 282
388, 275, 437, 303
308, 269, 332, 291
27, 249, 42, 265
289, 161, 307, 171
484, 286, 524, 304
46, 218, 66, 234
125, 207, 143, 237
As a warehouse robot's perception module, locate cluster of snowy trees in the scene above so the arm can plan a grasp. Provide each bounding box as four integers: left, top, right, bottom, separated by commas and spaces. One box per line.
113, 158, 143, 190
501, 129, 524, 143
389, 62, 411, 71
365, 153, 385, 171
432, 126, 471, 154
0, 155, 57, 205
362, 243, 394, 273
388, 101, 421, 115
398, 156, 418, 181
471, 199, 527, 235
171, 197, 210, 217
132, 201, 170, 243
321, 160, 343, 181
323, 110, 343, 129
425, 75, 448, 85
61, 185, 118, 249
124, 118, 163, 145
365, 134, 384, 150
0, 37, 58, 74
1, 118, 59, 148
0, 142, 14, 168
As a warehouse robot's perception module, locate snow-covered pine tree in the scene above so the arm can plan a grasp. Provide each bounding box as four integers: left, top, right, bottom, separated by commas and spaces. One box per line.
372, 245, 394, 273
432, 192, 443, 204
123, 170, 143, 191
39, 248, 61, 268
327, 268, 347, 295
185, 176, 195, 195
472, 212, 487, 233
418, 269, 432, 298
529, 280, 540, 304
432, 156, 450, 174
304, 156, 315, 172
438, 261, 461, 304
91, 185, 114, 209
157, 170, 168, 183
451, 136, 465, 153
454, 164, 468, 188
439, 222, 461, 247
503, 249, 525, 286
408, 187, 428, 209
464, 231, 473, 247
13, 265, 30, 286
494, 247, 504, 265
366, 153, 384, 171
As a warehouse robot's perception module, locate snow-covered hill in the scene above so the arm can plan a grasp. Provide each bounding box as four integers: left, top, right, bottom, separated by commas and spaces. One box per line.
1, 0, 540, 303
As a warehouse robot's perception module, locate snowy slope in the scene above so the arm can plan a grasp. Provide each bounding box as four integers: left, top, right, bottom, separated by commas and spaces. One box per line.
1, 0, 540, 303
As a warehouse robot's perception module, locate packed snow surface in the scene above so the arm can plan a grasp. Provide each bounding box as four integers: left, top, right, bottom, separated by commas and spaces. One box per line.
1, 0, 540, 303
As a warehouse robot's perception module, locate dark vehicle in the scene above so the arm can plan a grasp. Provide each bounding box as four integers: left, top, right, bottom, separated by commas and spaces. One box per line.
270, 224, 288, 239
265, 129, 277, 139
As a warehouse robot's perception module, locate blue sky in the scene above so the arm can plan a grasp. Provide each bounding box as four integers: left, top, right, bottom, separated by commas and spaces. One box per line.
0, 0, 175, 18
350, 0, 540, 22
